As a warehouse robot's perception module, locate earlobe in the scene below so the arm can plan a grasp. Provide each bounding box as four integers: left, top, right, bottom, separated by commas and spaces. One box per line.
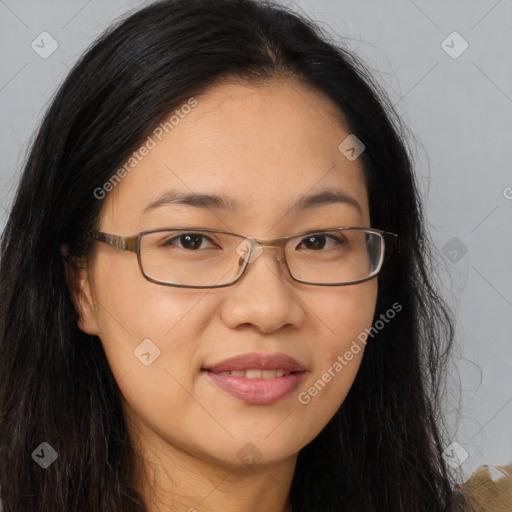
61, 243, 99, 336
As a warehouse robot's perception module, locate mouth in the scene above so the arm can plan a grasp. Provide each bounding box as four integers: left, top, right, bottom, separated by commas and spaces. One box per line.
203, 368, 298, 378
201, 353, 307, 405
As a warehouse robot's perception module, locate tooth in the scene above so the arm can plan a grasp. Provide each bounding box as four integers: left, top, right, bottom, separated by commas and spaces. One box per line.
216, 368, 293, 378
245, 369, 262, 379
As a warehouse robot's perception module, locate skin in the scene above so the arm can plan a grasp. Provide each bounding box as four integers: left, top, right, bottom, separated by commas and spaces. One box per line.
71, 77, 378, 512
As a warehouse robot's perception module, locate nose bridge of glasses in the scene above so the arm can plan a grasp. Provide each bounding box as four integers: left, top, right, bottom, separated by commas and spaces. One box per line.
235, 237, 285, 264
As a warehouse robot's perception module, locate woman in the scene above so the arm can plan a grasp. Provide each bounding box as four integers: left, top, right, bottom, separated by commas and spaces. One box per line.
0, 0, 479, 510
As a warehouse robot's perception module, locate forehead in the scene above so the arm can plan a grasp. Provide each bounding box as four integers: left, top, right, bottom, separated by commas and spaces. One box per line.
101, 77, 369, 233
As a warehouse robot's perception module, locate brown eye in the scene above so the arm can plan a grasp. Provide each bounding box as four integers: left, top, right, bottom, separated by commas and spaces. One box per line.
161, 233, 217, 250
297, 233, 344, 251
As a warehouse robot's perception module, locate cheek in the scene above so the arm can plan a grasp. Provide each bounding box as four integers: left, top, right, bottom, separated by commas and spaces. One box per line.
313, 278, 378, 353
298, 279, 377, 427
91, 268, 217, 446
90, 254, 215, 389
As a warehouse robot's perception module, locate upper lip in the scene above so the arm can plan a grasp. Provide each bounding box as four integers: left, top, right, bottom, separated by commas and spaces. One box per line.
202, 352, 306, 373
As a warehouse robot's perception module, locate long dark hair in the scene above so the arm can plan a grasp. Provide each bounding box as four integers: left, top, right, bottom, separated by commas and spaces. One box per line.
0, 0, 464, 510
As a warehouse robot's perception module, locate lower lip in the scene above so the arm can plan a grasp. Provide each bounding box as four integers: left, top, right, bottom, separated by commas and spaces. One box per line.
202, 370, 306, 405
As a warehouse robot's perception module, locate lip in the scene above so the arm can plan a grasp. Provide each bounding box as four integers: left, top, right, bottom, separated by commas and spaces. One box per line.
201, 352, 307, 405
202, 352, 306, 373
203, 371, 306, 405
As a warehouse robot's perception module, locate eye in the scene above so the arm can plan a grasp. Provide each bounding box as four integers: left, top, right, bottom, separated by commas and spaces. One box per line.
296, 233, 345, 251
161, 233, 218, 250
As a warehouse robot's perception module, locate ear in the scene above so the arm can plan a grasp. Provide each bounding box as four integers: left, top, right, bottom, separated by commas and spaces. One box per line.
61, 243, 99, 335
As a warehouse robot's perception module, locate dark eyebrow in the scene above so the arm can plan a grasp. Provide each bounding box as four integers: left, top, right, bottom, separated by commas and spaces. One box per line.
143, 189, 363, 215
143, 191, 239, 213
292, 190, 363, 215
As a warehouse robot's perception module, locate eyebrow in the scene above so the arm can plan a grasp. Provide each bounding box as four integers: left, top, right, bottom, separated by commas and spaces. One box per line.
143, 189, 363, 215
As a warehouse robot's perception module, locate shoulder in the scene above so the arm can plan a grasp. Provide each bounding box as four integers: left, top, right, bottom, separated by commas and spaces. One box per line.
457, 462, 512, 512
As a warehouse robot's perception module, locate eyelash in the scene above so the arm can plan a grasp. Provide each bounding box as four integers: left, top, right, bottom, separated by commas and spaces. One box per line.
160, 232, 346, 251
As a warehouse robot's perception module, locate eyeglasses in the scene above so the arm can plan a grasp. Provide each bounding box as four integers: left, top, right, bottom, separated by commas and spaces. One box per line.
88, 227, 398, 288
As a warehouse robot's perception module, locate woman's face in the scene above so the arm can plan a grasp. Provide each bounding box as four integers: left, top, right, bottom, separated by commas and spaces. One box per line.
75, 77, 377, 470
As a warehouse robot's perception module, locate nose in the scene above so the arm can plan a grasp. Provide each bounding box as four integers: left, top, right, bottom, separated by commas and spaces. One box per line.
219, 243, 305, 334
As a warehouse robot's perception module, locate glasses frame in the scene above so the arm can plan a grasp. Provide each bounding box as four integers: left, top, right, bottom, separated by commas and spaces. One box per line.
88, 226, 399, 288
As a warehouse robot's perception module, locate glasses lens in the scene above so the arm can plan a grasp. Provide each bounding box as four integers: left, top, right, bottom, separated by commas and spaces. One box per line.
139, 228, 385, 287
285, 229, 384, 284
140, 230, 245, 286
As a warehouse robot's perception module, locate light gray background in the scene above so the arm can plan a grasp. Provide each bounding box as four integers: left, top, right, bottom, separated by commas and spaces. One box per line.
1, 0, 511, 479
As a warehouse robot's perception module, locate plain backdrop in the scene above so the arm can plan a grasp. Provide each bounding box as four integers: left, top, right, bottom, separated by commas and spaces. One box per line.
0, 0, 511, 479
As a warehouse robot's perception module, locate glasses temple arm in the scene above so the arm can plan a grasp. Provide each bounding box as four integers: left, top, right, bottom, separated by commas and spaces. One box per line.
89, 230, 139, 252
